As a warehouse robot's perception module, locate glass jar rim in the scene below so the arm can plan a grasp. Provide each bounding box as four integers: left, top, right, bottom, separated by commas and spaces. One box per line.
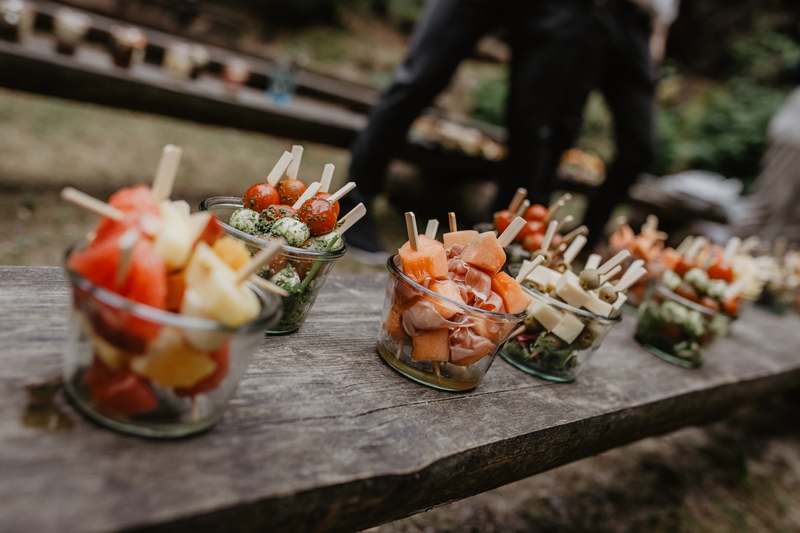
387, 254, 527, 321
198, 196, 347, 260
65, 241, 282, 333
519, 283, 622, 323
652, 282, 721, 317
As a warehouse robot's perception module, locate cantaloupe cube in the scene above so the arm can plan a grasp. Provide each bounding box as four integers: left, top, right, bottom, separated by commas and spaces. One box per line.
426, 279, 466, 319
411, 328, 450, 362
443, 230, 479, 250
460, 231, 506, 275
212, 236, 251, 271
399, 239, 448, 283
491, 271, 532, 314
382, 307, 407, 339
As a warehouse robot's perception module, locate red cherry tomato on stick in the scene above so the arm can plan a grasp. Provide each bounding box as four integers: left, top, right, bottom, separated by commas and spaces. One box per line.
707, 262, 734, 283
276, 178, 307, 206
523, 204, 548, 222
315, 191, 340, 217
262, 204, 296, 222
298, 197, 337, 236
493, 210, 514, 234
243, 183, 280, 213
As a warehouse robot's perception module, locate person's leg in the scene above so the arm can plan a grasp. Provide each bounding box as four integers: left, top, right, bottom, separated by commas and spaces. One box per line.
582, 5, 655, 247
344, 0, 501, 257
496, 1, 598, 210
348, 0, 501, 204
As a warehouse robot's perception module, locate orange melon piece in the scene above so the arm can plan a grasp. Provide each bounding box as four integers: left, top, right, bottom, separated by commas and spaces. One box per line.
382, 307, 408, 339
398, 238, 448, 283
460, 231, 506, 275
411, 328, 450, 362
443, 230, 479, 250
212, 235, 251, 271
426, 279, 465, 319
491, 271, 531, 314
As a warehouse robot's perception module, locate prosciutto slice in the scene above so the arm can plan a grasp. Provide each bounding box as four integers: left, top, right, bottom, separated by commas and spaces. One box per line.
402, 299, 462, 337
449, 327, 495, 366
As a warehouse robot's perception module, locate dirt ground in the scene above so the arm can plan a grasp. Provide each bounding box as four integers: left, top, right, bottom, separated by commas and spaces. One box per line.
1, 87, 799, 532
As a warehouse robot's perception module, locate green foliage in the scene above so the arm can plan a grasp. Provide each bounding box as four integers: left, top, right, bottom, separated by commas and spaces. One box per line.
471, 76, 507, 126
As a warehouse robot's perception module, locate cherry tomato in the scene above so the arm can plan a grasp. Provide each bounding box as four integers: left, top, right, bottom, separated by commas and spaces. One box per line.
523, 204, 548, 222
82, 358, 158, 417
262, 204, 297, 222
673, 282, 699, 302
516, 220, 544, 242
660, 324, 684, 342
493, 210, 514, 234
551, 233, 564, 250
242, 183, 280, 213
297, 197, 337, 236
522, 232, 545, 252
315, 191, 340, 217
707, 262, 734, 283
276, 178, 307, 206
721, 297, 739, 317
699, 296, 721, 312
674, 258, 696, 277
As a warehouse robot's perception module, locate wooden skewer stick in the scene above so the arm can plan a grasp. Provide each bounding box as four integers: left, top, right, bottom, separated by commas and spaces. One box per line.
235, 240, 285, 285
675, 235, 694, 257
723, 236, 741, 263
540, 220, 559, 252
739, 236, 760, 255
266, 151, 294, 186
723, 279, 744, 300
615, 216, 628, 230
425, 219, 439, 240
597, 250, 631, 275
641, 214, 659, 234
326, 182, 356, 204
545, 193, 572, 221
562, 225, 588, 245
61, 187, 123, 220
291, 182, 322, 210
508, 188, 527, 213
685, 236, 707, 260
585, 254, 602, 271
152, 144, 183, 202
448, 212, 457, 233
115, 228, 139, 288
319, 164, 334, 193
509, 325, 526, 339
286, 145, 304, 180
515, 199, 530, 218
626, 259, 645, 275
613, 268, 647, 293
248, 274, 290, 297
598, 265, 622, 285
515, 255, 544, 283
405, 212, 420, 251
337, 203, 366, 234
497, 217, 526, 248
562, 235, 587, 266
555, 215, 574, 234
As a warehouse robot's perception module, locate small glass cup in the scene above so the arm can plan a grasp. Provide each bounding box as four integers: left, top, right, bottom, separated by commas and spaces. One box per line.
199, 196, 347, 334
377, 255, 526, 391
223, 57, 249, 93
109, 25, 146, 68
163, 41, 193, 80
755, 281, 800, 315
53, 7, 90, 56
0, 0, 33, 43
499, 285, 621, 382
635, 283, 730, 368
63, 243, 282, 438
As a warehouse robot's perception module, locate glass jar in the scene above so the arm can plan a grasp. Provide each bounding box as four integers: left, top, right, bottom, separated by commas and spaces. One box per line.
63, 244, 282, 438
199, 196, 347, 334
635, 282, 730, 368
53, 7, 90, 55
109, 25, 146, 68
0, 0, 33, 43
499, 285, 621, 382
377, 255, 526, 391
163, 41, 193, 80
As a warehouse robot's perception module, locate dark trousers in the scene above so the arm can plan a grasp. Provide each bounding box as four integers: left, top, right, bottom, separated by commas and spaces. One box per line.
347, 0, 594, 213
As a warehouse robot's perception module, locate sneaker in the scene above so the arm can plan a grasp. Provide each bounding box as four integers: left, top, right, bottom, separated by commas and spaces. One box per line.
342, 216, 391, 266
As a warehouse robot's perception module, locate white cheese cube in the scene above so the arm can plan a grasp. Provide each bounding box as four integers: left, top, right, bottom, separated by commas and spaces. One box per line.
582, 294, 613, 317
525, 265, 556, 292
552, 313, 585, 344
556, 275, 591, 309
528, 299, 562, 331
611, 292, 628, 313
546, 270, 563, 292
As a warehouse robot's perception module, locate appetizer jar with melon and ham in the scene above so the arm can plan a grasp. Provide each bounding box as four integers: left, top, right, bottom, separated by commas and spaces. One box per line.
200, 147, 361, 334
61, 146, 282, 438
499, 244, 641, 382
377, 212, 530, 391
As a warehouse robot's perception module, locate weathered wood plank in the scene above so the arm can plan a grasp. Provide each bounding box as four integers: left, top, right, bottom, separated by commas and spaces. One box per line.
0, 266, 798, 533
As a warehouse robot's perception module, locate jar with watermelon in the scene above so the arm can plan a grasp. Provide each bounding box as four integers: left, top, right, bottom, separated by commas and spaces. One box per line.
377, 227, 529, 391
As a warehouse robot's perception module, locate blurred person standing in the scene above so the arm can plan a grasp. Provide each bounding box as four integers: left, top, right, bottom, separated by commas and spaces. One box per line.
340, 0, 606, 263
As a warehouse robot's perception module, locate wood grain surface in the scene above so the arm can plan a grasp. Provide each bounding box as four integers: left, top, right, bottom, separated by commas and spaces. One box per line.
0, 266, 799, 533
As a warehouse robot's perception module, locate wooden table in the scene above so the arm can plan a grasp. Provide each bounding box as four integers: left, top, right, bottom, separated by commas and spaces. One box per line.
1, 266, 799, 532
